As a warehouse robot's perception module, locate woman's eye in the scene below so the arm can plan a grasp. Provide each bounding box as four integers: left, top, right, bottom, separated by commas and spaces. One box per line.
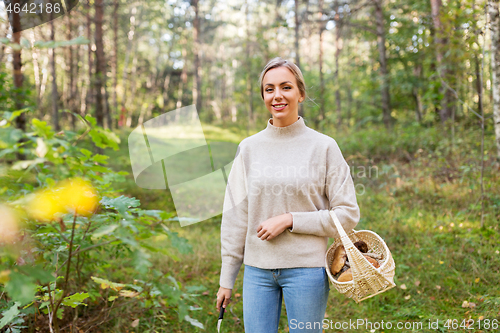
266, 88, 273, 92
283, 86, 291, 90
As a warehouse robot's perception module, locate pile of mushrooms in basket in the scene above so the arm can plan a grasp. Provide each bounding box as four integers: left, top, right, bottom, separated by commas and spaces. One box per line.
329, 240, 383, 282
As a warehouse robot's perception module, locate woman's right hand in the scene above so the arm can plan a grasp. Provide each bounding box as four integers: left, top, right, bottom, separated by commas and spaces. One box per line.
216, 287, 232, 312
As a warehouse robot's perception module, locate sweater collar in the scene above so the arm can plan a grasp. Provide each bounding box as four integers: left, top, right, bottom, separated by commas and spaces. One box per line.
264, 116, 308, 138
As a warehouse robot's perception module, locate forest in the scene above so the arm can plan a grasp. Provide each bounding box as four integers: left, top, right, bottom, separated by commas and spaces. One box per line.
0, 0, 500, 331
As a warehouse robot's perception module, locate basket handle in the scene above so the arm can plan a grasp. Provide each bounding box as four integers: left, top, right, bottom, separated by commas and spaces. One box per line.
329, 210, 354, 249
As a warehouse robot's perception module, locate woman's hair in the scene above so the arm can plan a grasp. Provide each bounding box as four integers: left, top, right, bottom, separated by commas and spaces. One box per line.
258, 57, 306, 101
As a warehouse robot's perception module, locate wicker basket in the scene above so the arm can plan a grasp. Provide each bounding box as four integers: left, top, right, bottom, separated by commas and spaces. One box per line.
325, 211, 396, 303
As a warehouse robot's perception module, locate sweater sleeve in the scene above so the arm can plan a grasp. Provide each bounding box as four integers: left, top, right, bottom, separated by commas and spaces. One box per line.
220, 146, 248, 289
288, 141, 360, 238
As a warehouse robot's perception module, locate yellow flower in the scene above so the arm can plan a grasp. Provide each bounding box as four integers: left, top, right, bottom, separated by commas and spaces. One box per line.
58, 178, 99, 216
27, 189, 64, 222
27, 178, 99, 221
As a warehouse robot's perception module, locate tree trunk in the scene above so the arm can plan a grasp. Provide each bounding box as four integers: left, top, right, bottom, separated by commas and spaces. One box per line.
30, 30, 41, 107
192, 0, 202, 115
66, 13, 76, 129
334, 0, 342, 127
413, 64, 423, 122
294, 0, 303, 117
121, 7, 139, 127
374, 0, 392, 130
12, 0, 26, 160
94, 0, 105, 127
412, 87, 423, 122
430, 0, 452, 123
246, 0, 254, 131
490, 0, 500, 161
125, 52, 139, 127
86, 0, 93, 114
176, 42, 188, 110
50, 17, 60, 131
112, 0, 119, 128
318, 0, 325, 128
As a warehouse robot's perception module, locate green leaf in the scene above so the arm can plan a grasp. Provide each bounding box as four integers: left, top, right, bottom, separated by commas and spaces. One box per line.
132, 249, 152, 275
4, 272, 36, 306
18, 265, 54, 284
88, 128, 120, 150
100, 196, 140, 215
80, 148, 93, 159
91, 277, 126, 291
138, 210, 163, 219
0, 302, 20, 329
9, 128, 23, 143
85, 114, 97, 126
91, 224, 119, 239
167, 231, 193, 254
62, 293, 89, 308
88, 165, 110, 173
31, 119, 53, 139
92, 154, 109, 164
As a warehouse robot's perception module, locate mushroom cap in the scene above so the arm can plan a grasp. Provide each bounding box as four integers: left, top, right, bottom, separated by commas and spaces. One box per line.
330, 245, 347, 275
337, 268, 353, 282
354, 240, 369, 253
363, 254, 380, 268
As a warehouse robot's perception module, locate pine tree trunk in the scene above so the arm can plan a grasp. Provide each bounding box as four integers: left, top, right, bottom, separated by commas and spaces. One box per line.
430, 0, 452, 124
66, 13, 76, 129
50, 17, 60, 131
318, 0, 325, 128
192, 0, 202, 115
176, 42, 188, 110
246, 0, 254, 129
374, 0, 392, 130
112, 0, 119, 128
490, 0, 500, 160
294, 0, 303, 117
86, 0, 93, 114
121, 7, 139, 127
30, 30, 41, 107
334, 0, 342, 127
12, 0, 26, 160
94, 0, 105, 127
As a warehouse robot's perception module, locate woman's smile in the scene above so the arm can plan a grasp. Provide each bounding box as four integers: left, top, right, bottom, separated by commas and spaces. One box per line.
272, 103, 288, 111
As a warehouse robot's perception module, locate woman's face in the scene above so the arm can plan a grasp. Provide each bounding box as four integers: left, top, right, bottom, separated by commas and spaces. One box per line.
262, 66, 304, 127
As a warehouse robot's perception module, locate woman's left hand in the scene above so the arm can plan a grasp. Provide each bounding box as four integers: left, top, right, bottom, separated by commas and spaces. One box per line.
257, 213, 293, 241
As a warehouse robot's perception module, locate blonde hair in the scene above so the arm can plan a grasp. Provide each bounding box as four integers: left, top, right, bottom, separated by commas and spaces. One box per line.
258, 57, 306, 101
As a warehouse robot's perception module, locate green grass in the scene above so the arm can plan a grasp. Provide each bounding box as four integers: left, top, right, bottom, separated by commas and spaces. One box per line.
103, 121, 500, 332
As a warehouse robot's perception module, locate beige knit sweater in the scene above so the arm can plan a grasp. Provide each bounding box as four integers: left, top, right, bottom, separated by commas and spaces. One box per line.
220, 116, 360, 289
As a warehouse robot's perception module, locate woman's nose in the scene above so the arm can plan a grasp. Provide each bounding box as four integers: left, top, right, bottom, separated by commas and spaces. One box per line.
274, 89, 282, 99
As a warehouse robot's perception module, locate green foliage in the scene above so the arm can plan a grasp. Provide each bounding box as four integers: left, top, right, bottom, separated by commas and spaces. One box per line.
0, 112, 204, 331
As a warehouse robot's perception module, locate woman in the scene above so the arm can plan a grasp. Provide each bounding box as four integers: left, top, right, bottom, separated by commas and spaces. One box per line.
216, 57, 360, 333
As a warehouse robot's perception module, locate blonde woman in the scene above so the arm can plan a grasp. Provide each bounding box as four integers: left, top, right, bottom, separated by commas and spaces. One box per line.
216, 57, 360, 333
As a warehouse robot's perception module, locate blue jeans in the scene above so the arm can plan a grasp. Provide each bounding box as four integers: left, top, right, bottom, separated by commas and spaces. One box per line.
243, 265, 330, 333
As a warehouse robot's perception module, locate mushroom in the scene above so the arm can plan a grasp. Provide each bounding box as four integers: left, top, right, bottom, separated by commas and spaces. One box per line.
364, 252, 383, 260
354, 240, 368, 253
330, 245, 347, 275
363, 254, 380, 268
337, 268, 353, 282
